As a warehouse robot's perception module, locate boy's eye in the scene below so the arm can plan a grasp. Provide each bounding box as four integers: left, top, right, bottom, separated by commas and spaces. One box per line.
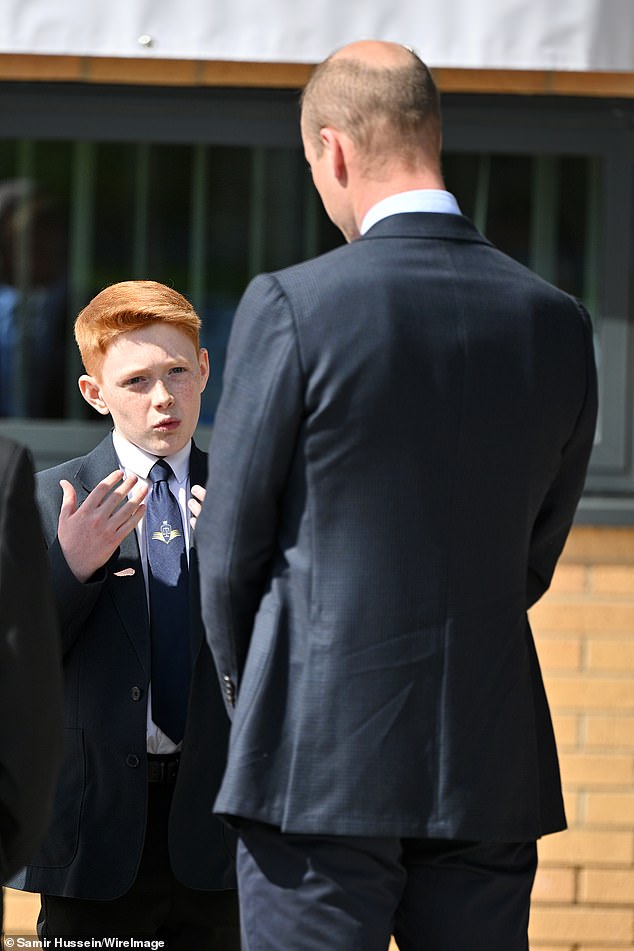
125, 376, 146, 386
170, 366, 187, 375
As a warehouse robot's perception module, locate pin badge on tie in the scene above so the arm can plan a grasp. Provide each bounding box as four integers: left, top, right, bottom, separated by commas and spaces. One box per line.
152, 519, 182, 545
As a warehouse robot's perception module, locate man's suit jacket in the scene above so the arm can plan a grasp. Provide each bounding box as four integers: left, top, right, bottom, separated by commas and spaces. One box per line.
197, 212, 598, 843
0, 437, 63, 903
13, 433, 235, 899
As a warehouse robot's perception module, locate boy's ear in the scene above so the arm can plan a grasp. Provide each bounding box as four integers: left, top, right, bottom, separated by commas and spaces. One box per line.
78, 375, 111, 416
198, 347, 210, 392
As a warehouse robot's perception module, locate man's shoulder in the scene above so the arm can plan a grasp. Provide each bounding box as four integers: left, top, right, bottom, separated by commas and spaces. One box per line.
250, 241, 359, 307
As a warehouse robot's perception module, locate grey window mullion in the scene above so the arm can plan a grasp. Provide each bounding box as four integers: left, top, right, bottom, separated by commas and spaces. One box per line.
133, 143, 151, 277
582, 140, 633, 483
583, 156, 603, 447
248, 148, 266, 278
583, 156, 602, 322
473, 154, 490, 234
530, 155, 559, 284
67, 140, 96, 417
302, 174, 320, 261
189, 144, 208, 314
12, 139, 36, 416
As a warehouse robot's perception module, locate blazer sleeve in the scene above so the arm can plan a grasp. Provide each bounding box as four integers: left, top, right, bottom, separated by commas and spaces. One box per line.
526, 301, 598, 607
0, 443, 63, 881
196, 273, 304, 708
35, 473, 106, 655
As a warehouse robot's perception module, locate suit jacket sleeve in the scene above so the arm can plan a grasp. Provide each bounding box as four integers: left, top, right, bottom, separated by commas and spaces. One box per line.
196, 274, 304, 709
0, 442, 63, 881
35, 473, 107, 655
526, 301, 598, 607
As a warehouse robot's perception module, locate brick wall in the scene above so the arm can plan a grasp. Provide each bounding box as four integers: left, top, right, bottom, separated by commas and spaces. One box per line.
529, 526, 634, 950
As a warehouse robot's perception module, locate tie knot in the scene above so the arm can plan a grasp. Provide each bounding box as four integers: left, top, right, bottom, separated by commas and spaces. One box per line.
149, 459, 174, 485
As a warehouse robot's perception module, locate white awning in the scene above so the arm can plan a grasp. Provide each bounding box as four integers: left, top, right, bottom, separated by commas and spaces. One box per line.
2, 0, 633, 72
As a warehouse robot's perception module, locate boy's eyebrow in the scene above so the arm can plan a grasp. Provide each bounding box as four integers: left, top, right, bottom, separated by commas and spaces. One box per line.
116, 365, 151, 379
115, 356, 192, 380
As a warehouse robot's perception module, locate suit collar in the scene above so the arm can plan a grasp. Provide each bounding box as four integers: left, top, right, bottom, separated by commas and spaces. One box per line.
362, 212, 492, 247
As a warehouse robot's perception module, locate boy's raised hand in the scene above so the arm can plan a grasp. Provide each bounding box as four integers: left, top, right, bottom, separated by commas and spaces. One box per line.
57, 469, 148, 582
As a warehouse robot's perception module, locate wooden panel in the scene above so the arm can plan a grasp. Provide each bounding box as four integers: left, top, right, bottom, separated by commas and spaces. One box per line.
1, 54, 633, 96
0, 53, 83, 81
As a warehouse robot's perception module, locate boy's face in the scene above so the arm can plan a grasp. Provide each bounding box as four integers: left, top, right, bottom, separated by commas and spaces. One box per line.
79, 323, 209, 457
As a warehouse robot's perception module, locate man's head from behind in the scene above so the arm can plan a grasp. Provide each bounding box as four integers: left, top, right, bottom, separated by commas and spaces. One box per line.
76, 280, 209, 457
301, 41, 442, 196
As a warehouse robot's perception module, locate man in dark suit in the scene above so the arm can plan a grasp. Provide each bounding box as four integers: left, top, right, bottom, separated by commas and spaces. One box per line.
7, 282, 238, 948
0, 436, 63, 933
195, 41, 598, 951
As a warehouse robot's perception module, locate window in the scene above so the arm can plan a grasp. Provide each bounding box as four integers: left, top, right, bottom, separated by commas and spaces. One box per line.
0, 83, 631, 520
442, 96, 634, 520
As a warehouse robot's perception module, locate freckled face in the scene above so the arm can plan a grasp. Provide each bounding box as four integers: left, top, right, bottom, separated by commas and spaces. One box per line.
88, 324, 209, 456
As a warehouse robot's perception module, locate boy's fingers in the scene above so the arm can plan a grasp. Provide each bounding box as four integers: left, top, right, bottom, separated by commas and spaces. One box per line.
58, 479, 77, 520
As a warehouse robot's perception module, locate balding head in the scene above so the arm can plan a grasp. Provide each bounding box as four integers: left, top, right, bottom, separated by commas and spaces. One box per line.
331, 39, 416, 70
300, 40, 442, 179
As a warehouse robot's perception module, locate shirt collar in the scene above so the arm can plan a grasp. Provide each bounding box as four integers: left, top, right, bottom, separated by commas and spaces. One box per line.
112, 430, 191, 485
360, 189, 462, 236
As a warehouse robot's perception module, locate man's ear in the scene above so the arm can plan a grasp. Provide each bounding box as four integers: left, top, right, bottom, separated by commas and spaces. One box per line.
78, 375, 111, 416
320, 128, 348, 186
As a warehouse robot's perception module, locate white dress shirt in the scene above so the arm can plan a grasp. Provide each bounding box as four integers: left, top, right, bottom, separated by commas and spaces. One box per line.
360, 189, 462, 236
112, 430, 192, 754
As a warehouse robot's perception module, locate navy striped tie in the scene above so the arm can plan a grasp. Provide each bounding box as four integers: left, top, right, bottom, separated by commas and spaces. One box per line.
146, 459, 191, 743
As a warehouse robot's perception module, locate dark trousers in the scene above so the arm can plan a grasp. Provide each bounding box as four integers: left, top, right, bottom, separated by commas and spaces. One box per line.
237, 821, 537, 951
38, 783, 240, 951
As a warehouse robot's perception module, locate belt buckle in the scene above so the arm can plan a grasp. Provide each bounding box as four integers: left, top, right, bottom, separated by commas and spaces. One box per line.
148, 754, 179, 783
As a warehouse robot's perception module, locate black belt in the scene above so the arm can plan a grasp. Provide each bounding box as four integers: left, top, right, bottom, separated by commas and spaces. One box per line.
147, 753, 180, 784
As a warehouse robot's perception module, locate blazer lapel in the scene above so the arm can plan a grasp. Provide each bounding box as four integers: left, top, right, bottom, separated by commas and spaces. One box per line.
76, 433, 150, 674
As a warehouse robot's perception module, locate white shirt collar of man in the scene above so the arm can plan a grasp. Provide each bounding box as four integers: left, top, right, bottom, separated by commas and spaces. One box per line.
360, 189, 462, 236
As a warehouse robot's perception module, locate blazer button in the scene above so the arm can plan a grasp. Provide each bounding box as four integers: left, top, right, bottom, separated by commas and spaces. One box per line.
223, 674, 236, 706
130, 686, 143, 701
126, 754, 140, 768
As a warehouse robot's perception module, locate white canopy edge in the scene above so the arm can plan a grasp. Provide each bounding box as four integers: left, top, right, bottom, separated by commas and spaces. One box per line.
2, 0, 633, 72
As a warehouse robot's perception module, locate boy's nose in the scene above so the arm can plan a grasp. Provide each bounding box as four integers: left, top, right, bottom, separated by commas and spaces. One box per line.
153, 381, 175, 407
